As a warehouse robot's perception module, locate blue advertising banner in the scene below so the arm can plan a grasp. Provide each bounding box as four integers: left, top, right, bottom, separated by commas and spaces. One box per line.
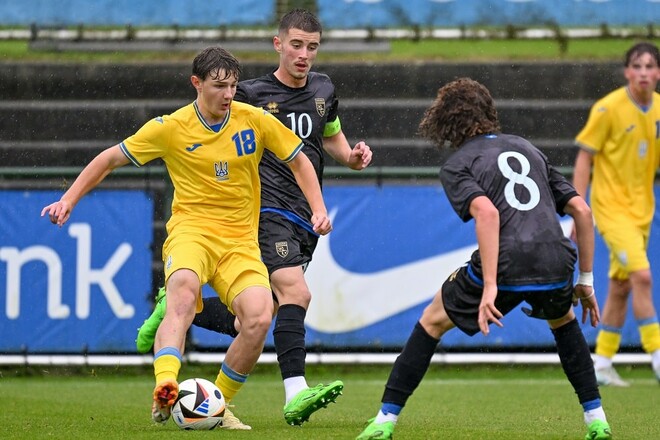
2, 186, 658, 353
0, 190, 153, 353
2, 0, 658, 27
318, 0, 660, 28
1, 0, 274, 26
191, 184, 660, 351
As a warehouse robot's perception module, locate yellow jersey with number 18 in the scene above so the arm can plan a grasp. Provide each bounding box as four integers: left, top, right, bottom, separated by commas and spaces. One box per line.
575, 87, 660, 232
120, 100, 303, 237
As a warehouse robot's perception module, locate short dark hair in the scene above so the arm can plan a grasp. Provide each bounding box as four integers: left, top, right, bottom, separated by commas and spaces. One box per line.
192, 46, 242, 82
624, 41, 660, 66
418, 77, 501, 150
279, 8, 322, 36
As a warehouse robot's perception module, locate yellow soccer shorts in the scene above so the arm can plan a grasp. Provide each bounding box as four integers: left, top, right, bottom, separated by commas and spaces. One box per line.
599, 223, 650, 280
162, 226, 270, 314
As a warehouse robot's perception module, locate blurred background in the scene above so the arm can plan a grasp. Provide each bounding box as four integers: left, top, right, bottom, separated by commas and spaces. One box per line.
1, 0, 659, 363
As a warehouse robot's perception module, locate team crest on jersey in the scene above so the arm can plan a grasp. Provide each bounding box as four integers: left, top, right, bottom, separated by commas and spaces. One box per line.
275, 241, 289, 258
315, 98, 325, 116
638, 140, 648, 157
266, 102, 279, 114
214, 161, 229, 181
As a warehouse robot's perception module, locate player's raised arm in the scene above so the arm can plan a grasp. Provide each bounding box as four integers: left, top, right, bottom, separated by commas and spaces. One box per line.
40, 145, 129, 227
323, 129, 372, 170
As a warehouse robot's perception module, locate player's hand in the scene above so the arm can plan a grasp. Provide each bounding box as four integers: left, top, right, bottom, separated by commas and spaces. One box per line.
311, 212, 332, 235
347, 141, 372, 170
573, 284, 600, 327
477, 284, 503, 336
41, 199, 73, 227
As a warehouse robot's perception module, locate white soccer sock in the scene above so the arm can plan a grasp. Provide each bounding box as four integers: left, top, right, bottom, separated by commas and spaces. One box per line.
593, 354, 612, 370
652, 349, 660, 371
375, 410, 398, 424
584, 406, 607, 425
283, 376, 308, 404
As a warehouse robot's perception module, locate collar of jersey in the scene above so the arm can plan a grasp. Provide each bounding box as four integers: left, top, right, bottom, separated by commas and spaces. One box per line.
625, 86, 652, 113
193, 100, 230, 132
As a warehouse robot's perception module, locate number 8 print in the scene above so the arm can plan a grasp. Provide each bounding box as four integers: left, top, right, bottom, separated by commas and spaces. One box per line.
497, 151, 540, 211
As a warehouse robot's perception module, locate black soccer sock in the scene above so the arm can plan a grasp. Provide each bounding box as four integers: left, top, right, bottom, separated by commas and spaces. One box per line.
552, 318, 600, 404
273, 304, 307, 380
382, 321, 440, 407
192, 297, 239, 338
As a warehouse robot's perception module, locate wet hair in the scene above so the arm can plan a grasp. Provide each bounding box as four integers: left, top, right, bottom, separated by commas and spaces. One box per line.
192, 46, 242, 82
624, 41, 660, 66
418, 77, 501, 150
279, 8, 322, 36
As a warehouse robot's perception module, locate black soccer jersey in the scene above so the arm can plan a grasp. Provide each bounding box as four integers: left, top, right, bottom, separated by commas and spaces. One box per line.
235, 71, 339, 228
440, 134, 578, 286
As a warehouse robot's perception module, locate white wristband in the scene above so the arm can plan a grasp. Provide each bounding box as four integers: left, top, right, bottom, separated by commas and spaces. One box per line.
576, 271, 593, 287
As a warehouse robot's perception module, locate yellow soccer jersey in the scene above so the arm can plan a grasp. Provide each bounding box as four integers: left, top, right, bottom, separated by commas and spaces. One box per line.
575, 87, 660, 232
120, 101, 303, 236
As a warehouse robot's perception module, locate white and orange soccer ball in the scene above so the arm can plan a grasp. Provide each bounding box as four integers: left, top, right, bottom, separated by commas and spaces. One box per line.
171, 378, 225, 430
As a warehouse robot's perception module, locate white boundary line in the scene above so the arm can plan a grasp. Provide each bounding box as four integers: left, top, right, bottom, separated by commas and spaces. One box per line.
0, 352, 651, 366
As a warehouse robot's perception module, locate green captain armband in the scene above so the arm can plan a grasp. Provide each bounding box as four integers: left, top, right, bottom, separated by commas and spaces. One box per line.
323, 117, 342, 137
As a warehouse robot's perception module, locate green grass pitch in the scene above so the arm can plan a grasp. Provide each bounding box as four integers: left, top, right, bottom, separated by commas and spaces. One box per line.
1, 363, 658, 439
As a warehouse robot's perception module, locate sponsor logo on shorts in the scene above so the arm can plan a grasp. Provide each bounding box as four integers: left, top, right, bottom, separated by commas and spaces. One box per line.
275, 241, 289, 258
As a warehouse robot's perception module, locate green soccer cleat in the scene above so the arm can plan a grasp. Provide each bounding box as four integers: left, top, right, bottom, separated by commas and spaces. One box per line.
136, 287, 167, 354
585, 419, 612, 440
355, 418, 395, 440
283, 380, 344, 426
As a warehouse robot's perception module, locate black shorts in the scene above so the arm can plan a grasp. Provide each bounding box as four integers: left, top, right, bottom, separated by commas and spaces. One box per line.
259, 211, 319, 275
442, 266, 574, 336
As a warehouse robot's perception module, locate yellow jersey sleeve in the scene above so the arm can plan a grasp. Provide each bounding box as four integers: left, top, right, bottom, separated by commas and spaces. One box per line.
120, 116, 170, 166
258, 110, 304, 162
575, 99, 611, 154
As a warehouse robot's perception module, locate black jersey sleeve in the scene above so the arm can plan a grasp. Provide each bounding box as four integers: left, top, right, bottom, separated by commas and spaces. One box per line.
547, 164, 579, 215
234, 83, 248, 104
440, 159, 487, 222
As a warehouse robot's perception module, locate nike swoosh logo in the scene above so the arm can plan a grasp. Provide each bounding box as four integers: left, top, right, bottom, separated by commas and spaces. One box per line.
306, 209, 475, 333
306, 211, 574, 333
186, 143, 203, 152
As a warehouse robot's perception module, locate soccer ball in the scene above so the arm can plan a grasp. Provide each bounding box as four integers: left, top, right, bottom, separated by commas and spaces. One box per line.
171, 378, 225, 430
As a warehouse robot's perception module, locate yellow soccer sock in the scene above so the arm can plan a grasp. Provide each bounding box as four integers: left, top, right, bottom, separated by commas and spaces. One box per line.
153, 347, 182, 384
638, 318, 660, 353
594, 328, 622, 359
215, 363, 248, 403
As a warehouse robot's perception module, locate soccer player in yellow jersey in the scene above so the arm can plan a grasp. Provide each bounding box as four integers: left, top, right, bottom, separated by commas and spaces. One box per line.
41, 46, 332, 427
573, 41, 660, 386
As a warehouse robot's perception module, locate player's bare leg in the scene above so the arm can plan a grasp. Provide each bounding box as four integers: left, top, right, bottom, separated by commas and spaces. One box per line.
593, 278, 631, 386
213, 286, 273, 430
151, 270, 198, 423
